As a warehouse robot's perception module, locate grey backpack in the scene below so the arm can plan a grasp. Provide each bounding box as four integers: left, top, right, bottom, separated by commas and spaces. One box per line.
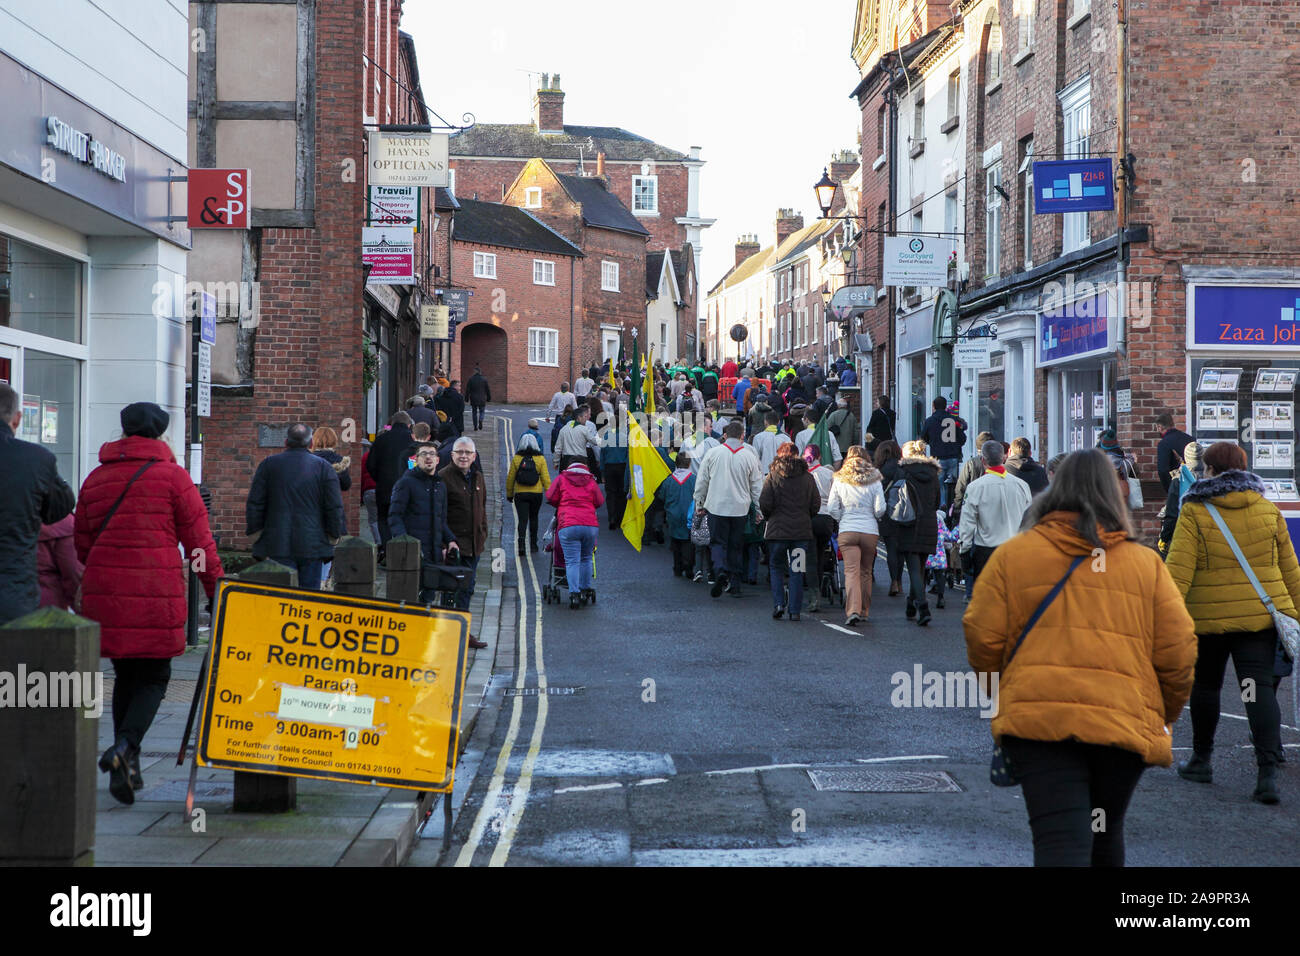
886, 477, 916, 525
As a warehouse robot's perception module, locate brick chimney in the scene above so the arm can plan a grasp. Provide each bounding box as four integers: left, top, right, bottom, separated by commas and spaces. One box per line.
775, 208, 804, 248
828, 150, 859, 215
533, 73, 565, 135
735, 234, 760, 268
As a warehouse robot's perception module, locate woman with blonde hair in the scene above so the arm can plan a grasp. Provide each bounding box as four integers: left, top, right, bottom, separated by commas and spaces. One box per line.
827, 446, 886, 626
880, 439, 942, 625
965, 449, 1195, 864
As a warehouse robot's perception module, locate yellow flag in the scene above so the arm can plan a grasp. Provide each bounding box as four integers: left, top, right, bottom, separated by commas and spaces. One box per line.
643, 345, 656, 416
620, 414, 671, 552
607, 357, 616, 388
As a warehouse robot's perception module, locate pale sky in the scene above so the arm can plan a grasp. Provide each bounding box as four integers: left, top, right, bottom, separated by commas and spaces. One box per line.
402, 0, 864, 297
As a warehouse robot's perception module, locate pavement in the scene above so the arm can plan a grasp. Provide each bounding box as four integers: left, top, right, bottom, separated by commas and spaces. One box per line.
91, 412, 513, 866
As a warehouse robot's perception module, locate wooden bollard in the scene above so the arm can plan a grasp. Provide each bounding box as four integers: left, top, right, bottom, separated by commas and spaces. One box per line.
332, 536, 376, 599
232, 560, 298, 812
385, 536, 422, 604
0, 606, 100, 865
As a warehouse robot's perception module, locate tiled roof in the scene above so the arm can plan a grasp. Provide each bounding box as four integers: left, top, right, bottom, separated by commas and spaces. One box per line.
556, 172, 650, 237
450, 123, 687, 162
646, 251, 667, 298
452, 198, 583, 257
711, 245, 776, 294
434, 186, 459, 211
772, 219, 839, 265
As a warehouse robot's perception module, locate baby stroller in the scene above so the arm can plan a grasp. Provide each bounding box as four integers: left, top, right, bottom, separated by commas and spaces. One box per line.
540, 518, 597, 604
818, 532, 845, 608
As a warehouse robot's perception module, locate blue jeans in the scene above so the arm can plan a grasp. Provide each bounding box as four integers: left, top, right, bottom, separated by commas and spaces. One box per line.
768, 539, 808, 613
453, 552, 480, 611
939, 457, 961, 508
271, 557, 323, 591
559, 525, 597, 592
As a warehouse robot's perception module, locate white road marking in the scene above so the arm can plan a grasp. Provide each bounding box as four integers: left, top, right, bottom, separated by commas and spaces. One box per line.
490, 544, 548, 865
554, 782, 624, 794
1219, 712, 1299, 733
705, 763, 810, 776
821, 622, 859, 635
456, 415, 530, 866
635, 778, 670, 786
854, 755, 950, 763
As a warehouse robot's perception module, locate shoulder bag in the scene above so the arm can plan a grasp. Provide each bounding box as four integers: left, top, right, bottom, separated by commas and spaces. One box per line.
1121, 456, 1144, 510
1203, 503, 1300, 680
75, 460, 157, 611
990, 553, 1087, 786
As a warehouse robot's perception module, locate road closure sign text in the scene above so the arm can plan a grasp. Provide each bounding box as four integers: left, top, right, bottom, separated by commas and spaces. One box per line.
198, 580, 470, 791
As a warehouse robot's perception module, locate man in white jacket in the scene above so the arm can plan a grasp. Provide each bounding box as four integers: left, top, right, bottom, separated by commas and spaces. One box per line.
694, 420, 764, 598
751, 409, 793, 473
959, 440, 1032, 589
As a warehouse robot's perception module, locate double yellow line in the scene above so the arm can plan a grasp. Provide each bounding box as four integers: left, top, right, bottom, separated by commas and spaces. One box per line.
455, 412, 548, 867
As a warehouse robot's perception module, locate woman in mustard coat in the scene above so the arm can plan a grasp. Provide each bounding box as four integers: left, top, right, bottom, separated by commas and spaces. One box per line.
965, 449, 1196, 866
1164, 441, 1300, 805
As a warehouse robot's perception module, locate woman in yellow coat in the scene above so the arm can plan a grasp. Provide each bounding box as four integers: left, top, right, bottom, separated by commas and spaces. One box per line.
965, 449, 1196, 866
1164, 441, 1300, 805
506, 433, 551, 555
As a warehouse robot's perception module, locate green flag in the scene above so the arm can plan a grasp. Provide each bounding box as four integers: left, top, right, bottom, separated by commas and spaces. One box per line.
628, 333, 641, 412
811, 412, 835, 468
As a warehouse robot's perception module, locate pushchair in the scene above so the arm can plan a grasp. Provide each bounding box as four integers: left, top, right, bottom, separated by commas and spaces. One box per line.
817, 532, 845, 608
540, 517, 597, 604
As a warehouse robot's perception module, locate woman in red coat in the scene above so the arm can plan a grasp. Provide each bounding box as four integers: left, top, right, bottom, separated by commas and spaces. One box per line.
74, 402, 223, 804
546, 460, 604, 609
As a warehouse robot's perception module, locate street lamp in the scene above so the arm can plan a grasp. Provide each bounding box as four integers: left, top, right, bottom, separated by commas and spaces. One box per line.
814, 168, 838, 219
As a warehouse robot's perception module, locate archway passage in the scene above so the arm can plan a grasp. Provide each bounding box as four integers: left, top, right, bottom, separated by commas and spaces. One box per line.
459, 322, 509, 406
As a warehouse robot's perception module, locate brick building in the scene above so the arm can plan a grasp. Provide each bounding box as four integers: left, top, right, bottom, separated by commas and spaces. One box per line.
494, 159, 652, 380
447, 198, 583, 405
188, 0, 414, 542
447, 74, 714, 272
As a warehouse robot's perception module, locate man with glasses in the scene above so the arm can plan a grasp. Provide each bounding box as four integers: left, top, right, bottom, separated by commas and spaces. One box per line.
388, 444, 459, 605
439, 437, 488, 648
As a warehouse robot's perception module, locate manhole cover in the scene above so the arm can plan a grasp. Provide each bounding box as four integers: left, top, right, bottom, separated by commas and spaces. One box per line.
135, 780, 234, 802
504, 686, 585, 697
807, 768, 962, 793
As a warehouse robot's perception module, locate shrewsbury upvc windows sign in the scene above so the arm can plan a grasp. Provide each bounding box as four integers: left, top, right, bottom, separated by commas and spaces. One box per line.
1037, 291, 1112, 366
1032, 159, 1113, 213
1190, 285, 1300, 350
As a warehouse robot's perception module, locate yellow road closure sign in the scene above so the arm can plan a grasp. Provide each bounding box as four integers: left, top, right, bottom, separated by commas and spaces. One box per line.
198, 580, 470, 791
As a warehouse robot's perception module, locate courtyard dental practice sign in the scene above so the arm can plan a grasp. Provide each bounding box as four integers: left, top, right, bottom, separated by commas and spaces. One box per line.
883, 236, 952, 287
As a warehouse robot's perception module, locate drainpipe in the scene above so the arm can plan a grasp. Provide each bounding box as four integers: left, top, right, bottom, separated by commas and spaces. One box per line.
887, 54, 902, 414
1115, 0, 1128, 362
569, 256, 576, 385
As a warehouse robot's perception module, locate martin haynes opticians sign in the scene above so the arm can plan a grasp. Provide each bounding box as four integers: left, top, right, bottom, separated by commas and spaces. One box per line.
46, 116, 127, 183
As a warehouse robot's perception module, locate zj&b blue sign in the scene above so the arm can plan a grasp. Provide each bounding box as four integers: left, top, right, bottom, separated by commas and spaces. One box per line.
1033, 159, 1114, 214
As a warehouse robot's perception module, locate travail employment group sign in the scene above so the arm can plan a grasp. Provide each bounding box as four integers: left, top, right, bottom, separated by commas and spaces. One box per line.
197, 581, 470, 791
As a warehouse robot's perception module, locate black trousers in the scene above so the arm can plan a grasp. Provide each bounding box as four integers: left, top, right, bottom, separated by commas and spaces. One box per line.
903, 551, 928, 609
808, 513, 835, 589
604, 462, 628, 530
882, 531, 904, 585
670, 537, 693, 575
514, 492, 542, 551
111, 658, 172, 751
1190, 628, 1282, 766
471, 403, 486, 429
1000, 736, 1146, 867
709, 513, 747, 580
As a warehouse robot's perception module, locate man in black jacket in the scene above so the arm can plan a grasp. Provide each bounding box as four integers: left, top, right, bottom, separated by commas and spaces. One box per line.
246, 423, 343, 590
388, 444, 459, 603
466, 368, 491, 431
1004, 437, 1049, 495
1154, 411, 1195, 494
0, 384, 76, 624
366, 412, 415, 549
437, 380, 466, 436
919, 396, 968, 507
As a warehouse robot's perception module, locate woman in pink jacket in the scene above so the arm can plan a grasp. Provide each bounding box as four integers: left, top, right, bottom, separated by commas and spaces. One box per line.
546, 460, 605, 609
37, 514, 83, 609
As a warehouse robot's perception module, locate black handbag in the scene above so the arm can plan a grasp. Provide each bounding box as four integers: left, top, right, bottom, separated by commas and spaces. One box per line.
990, 553, 1087, 787
421, 562, 469, 592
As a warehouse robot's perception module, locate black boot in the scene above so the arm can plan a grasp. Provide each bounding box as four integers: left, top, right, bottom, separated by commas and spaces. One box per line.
917, 603, 932, 626
1253, 765, 1280, 804
99, 737, 135, 805
1177, 752, 1213, 783
905, 598, 917, 619
128, 747, 143, 791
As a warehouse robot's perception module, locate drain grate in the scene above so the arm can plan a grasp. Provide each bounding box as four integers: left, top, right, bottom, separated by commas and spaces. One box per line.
135, 780, 234, 802
504, 686, 585, 697
807, 768, 962, 793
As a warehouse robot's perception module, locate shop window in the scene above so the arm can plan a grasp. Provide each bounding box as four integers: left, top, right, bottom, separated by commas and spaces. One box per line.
0, 236, 83, 344
978, 365, 1006, 443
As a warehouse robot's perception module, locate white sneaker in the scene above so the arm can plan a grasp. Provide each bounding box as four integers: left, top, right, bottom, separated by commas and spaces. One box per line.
693, 571, 704, 582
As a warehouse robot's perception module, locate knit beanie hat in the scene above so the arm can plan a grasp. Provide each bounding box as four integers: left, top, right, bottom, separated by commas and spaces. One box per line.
1098, 428, 1120, 451
120, 402, 169, 439
1183, 441, 1204, 471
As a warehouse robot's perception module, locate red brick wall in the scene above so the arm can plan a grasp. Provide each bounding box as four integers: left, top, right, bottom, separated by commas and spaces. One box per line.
447, 240, 581, 404
452, 156, 689, 252
856, 71, 893, 399
203, 0, 367, 545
